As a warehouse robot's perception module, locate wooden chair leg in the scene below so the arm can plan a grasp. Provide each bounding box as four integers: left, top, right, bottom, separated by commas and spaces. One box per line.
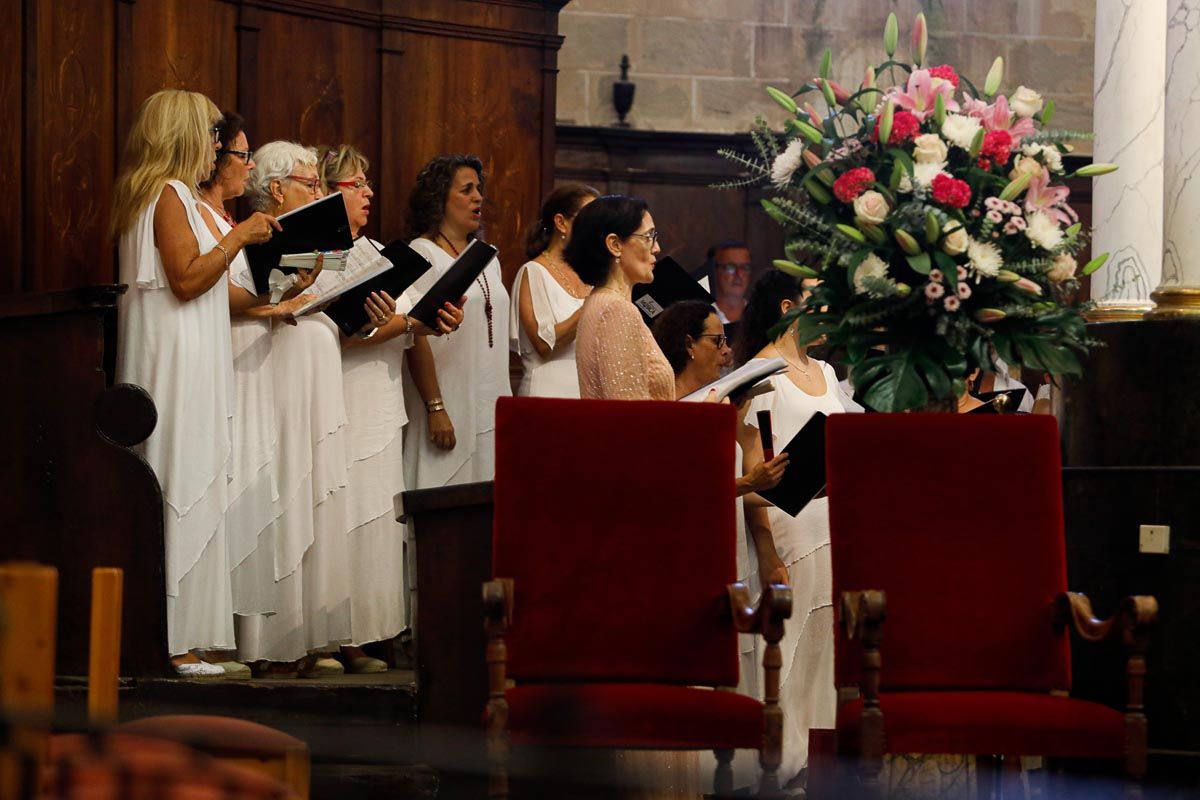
712, 748, 734, 797
88, 567, 123, 727
758, 639, 783, 797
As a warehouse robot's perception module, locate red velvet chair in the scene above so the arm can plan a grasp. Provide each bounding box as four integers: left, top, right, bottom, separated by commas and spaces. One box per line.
484, 397, 792, 798
820, 414, 1157, 793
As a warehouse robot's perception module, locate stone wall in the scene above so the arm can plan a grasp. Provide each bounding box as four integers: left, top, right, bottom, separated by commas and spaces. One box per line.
556, 0, 1094, 139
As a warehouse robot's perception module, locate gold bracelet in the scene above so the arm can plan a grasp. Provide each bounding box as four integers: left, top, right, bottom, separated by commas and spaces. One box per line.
214, 243, 230, 268
426, 398, 445, 413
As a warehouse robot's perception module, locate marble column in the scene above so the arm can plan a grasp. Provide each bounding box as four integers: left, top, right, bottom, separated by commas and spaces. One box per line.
1090, 0, 1165, 320
1149, 0, 1200, 318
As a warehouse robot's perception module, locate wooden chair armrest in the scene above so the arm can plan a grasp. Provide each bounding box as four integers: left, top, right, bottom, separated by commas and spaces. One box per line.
727, 582, 792, 643
483, 578, 513, 798
840, 589, 886, 643
1053, 591, 1158, 645
1054, 591, 1158, 781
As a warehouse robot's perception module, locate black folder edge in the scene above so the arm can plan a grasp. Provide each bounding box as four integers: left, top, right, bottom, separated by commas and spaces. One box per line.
757, 411, 828, 517
407, 239, 498, 327
298, 241, 434, 337
632, 256, 714, 324
245, 192, 354, 294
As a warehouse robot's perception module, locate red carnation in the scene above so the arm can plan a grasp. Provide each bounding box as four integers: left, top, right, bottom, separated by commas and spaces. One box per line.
832, 167, 876, 203
929, 65, 961, 89
980, 129, 1013, 167
871, 110, 921, 145
931, 173, 971, 208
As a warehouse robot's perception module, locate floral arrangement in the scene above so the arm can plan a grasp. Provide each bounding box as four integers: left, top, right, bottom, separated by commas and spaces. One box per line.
721, 13, 1113, 412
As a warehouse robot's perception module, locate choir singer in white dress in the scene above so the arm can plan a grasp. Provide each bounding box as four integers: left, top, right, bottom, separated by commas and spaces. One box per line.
509, 183, 598, 397
234, 142, 394, 677
316, 144, 463, 672
737, 270, 861, 787
402, 154, 511, 490
112, 90, 280, 676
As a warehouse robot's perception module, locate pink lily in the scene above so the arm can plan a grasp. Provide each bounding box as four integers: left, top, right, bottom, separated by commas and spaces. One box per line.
1024, 168, 1076, 226
889, 68, 958, 121
963, 95, 1036, 143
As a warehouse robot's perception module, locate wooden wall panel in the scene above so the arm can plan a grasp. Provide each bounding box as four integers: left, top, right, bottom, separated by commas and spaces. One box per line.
382, 30, 546, 281
0, 0, 21, 293
555, 126, 787, 279
239, 6, 382, 237
122, 0, 239, 136
24, 0, 115, 292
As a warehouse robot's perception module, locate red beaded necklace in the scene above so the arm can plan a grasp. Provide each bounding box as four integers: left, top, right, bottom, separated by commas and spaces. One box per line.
438, 231, 493, 347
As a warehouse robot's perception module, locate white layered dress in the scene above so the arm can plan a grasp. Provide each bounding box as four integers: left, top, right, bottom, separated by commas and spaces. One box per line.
334, 237, 416, 645
744, 360, 853, 782
402, 238, 511, 490
509, 260, 584, 398
202, 202, 281, 580
232, 258, 354, 662
116, 180, 236, 656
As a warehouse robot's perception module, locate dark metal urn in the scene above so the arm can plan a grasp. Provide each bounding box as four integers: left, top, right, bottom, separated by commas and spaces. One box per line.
613, 54, 635, 127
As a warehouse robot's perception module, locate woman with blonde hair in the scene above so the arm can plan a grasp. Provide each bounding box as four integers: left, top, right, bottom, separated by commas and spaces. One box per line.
113, 89, 279, 676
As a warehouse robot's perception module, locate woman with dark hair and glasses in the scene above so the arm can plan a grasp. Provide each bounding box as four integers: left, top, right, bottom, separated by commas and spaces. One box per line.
401, 154, 510, 491
510, 182, 600, 397
564, 194, 676, 400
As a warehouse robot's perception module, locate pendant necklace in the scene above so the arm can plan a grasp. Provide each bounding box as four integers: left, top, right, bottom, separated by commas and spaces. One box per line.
439, 231, 494, 347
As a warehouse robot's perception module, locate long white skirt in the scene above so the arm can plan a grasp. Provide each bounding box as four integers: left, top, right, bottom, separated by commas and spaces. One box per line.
233, 315, 353, 662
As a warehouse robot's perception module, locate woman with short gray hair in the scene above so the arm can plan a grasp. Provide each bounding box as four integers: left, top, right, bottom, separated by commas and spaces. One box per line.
231, 140, 372, 678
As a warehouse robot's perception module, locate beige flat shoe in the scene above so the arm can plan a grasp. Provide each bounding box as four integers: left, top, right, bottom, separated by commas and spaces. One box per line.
212, 661, 252, 680
347, 656, 388, 675
298, 656, 344, 679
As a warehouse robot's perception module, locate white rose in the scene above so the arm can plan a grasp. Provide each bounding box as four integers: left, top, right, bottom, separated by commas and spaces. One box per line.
1009, 86, 1044, 119
853, 190, 890, 226
1046, 252, 1077, 282
1008, 154, 1044, 182
942, 225, 968, 256
912, 133, 948, 165
941, 114, 982, 150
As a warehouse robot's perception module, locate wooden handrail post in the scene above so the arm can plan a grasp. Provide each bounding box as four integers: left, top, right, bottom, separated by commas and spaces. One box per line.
88, 568, 123, 726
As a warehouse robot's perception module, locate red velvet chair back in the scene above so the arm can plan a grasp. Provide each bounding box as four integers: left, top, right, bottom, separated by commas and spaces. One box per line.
826, 414, 1071, 693
493, 397, 739, 687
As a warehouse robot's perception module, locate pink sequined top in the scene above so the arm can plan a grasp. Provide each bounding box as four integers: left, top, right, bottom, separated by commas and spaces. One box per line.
575, 288, 676, 401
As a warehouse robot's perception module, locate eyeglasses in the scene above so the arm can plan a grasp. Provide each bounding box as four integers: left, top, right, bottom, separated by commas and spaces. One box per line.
210, 126, 222, 144
286, 174, 321, 195
717, 262, 753, 276
697, 333, 728, 348
225, 149, 252, 164
629, 229, 659, 247
335, 178, 373, 192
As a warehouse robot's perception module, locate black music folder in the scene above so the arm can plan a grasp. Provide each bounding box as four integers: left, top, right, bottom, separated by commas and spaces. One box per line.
758, 412, 828, 517
294, 240, 434, 337
969, 388, 1028, 414
244, 192, 354, 294
407, 239, 498, 327
632, 256, 715, 325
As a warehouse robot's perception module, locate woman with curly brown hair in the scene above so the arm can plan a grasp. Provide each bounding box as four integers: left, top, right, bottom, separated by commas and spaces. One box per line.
401, 154, 511, 490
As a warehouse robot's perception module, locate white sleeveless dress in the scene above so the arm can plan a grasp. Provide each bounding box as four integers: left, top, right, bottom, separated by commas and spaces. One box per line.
115, 180, 236, 655
202, 202, 281, 579
509, 260, 584, 398
335, 236, 416, 645
232, 252, 354, 662
402, 238, 511, 490
744, 361, 854, 782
